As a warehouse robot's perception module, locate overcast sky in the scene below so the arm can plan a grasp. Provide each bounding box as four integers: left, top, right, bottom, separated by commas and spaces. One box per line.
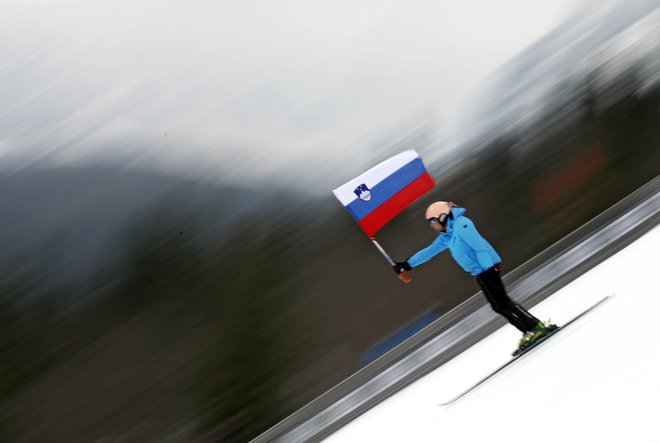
0, 0, 587, 191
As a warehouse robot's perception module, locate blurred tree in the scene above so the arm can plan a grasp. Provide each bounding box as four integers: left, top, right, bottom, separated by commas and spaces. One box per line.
193, 221, 305, 441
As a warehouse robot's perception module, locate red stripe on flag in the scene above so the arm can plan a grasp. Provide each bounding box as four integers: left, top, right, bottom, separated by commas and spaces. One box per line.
358, 172, 435, 236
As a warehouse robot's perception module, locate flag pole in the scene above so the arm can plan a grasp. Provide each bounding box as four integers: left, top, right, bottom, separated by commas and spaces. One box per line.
369, 236, 411, 284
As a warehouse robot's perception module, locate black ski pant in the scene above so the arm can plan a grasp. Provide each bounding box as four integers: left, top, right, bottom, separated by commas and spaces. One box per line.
476, 266, 540, 333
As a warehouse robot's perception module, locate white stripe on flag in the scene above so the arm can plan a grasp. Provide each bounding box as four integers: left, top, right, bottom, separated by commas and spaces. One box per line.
332, 150, 420, 206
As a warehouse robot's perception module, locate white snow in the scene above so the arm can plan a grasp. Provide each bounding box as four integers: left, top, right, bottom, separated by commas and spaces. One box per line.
325, 225, 659, 443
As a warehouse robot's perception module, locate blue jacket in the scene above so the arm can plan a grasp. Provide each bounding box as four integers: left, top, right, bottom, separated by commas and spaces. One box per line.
407, 207, 501, 276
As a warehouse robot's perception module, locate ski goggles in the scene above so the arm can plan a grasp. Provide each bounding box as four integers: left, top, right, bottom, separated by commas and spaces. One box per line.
428, 213, 449, 227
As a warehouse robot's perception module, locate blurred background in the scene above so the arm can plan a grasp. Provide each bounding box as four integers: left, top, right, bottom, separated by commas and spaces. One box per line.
0, 0, 659, 441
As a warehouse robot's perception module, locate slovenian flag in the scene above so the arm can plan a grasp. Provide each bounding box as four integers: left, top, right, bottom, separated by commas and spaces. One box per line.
332, 150, 435, 236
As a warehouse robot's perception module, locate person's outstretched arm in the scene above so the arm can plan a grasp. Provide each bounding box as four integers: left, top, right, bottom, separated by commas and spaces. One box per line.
406, 235, 450, 268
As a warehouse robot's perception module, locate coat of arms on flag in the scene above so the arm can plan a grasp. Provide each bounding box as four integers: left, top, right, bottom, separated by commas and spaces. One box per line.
354, 184, 371, 201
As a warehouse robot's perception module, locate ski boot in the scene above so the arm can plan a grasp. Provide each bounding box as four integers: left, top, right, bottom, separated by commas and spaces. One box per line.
513, 321, 558, 356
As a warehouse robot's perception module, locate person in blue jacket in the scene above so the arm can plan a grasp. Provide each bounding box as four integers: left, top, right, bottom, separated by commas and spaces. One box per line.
393, 201, 556, 355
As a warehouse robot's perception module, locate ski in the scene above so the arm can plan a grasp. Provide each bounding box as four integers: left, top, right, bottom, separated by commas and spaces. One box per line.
438, 295, 611, 406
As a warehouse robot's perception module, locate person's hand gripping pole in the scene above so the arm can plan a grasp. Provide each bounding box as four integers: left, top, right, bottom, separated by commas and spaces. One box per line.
370, 237, 411, 284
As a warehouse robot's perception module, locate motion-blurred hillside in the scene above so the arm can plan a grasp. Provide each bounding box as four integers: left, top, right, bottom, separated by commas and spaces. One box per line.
2, 5, 660, 442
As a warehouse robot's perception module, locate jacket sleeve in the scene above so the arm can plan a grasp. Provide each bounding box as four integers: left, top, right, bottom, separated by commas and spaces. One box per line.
407, 234, 449, 268
455, 218, 496, 270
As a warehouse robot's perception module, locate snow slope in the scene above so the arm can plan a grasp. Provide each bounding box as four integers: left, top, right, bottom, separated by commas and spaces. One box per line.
325, 225, 659, 442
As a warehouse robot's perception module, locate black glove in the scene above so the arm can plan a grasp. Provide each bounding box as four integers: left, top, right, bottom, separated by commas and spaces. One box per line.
392, 260, 412, 274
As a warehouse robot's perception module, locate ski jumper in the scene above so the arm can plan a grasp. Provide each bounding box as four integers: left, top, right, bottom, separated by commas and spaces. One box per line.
407, 207, 540, 333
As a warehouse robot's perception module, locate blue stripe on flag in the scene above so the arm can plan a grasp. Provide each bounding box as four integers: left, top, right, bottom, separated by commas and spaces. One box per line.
346, 157, 426, 221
